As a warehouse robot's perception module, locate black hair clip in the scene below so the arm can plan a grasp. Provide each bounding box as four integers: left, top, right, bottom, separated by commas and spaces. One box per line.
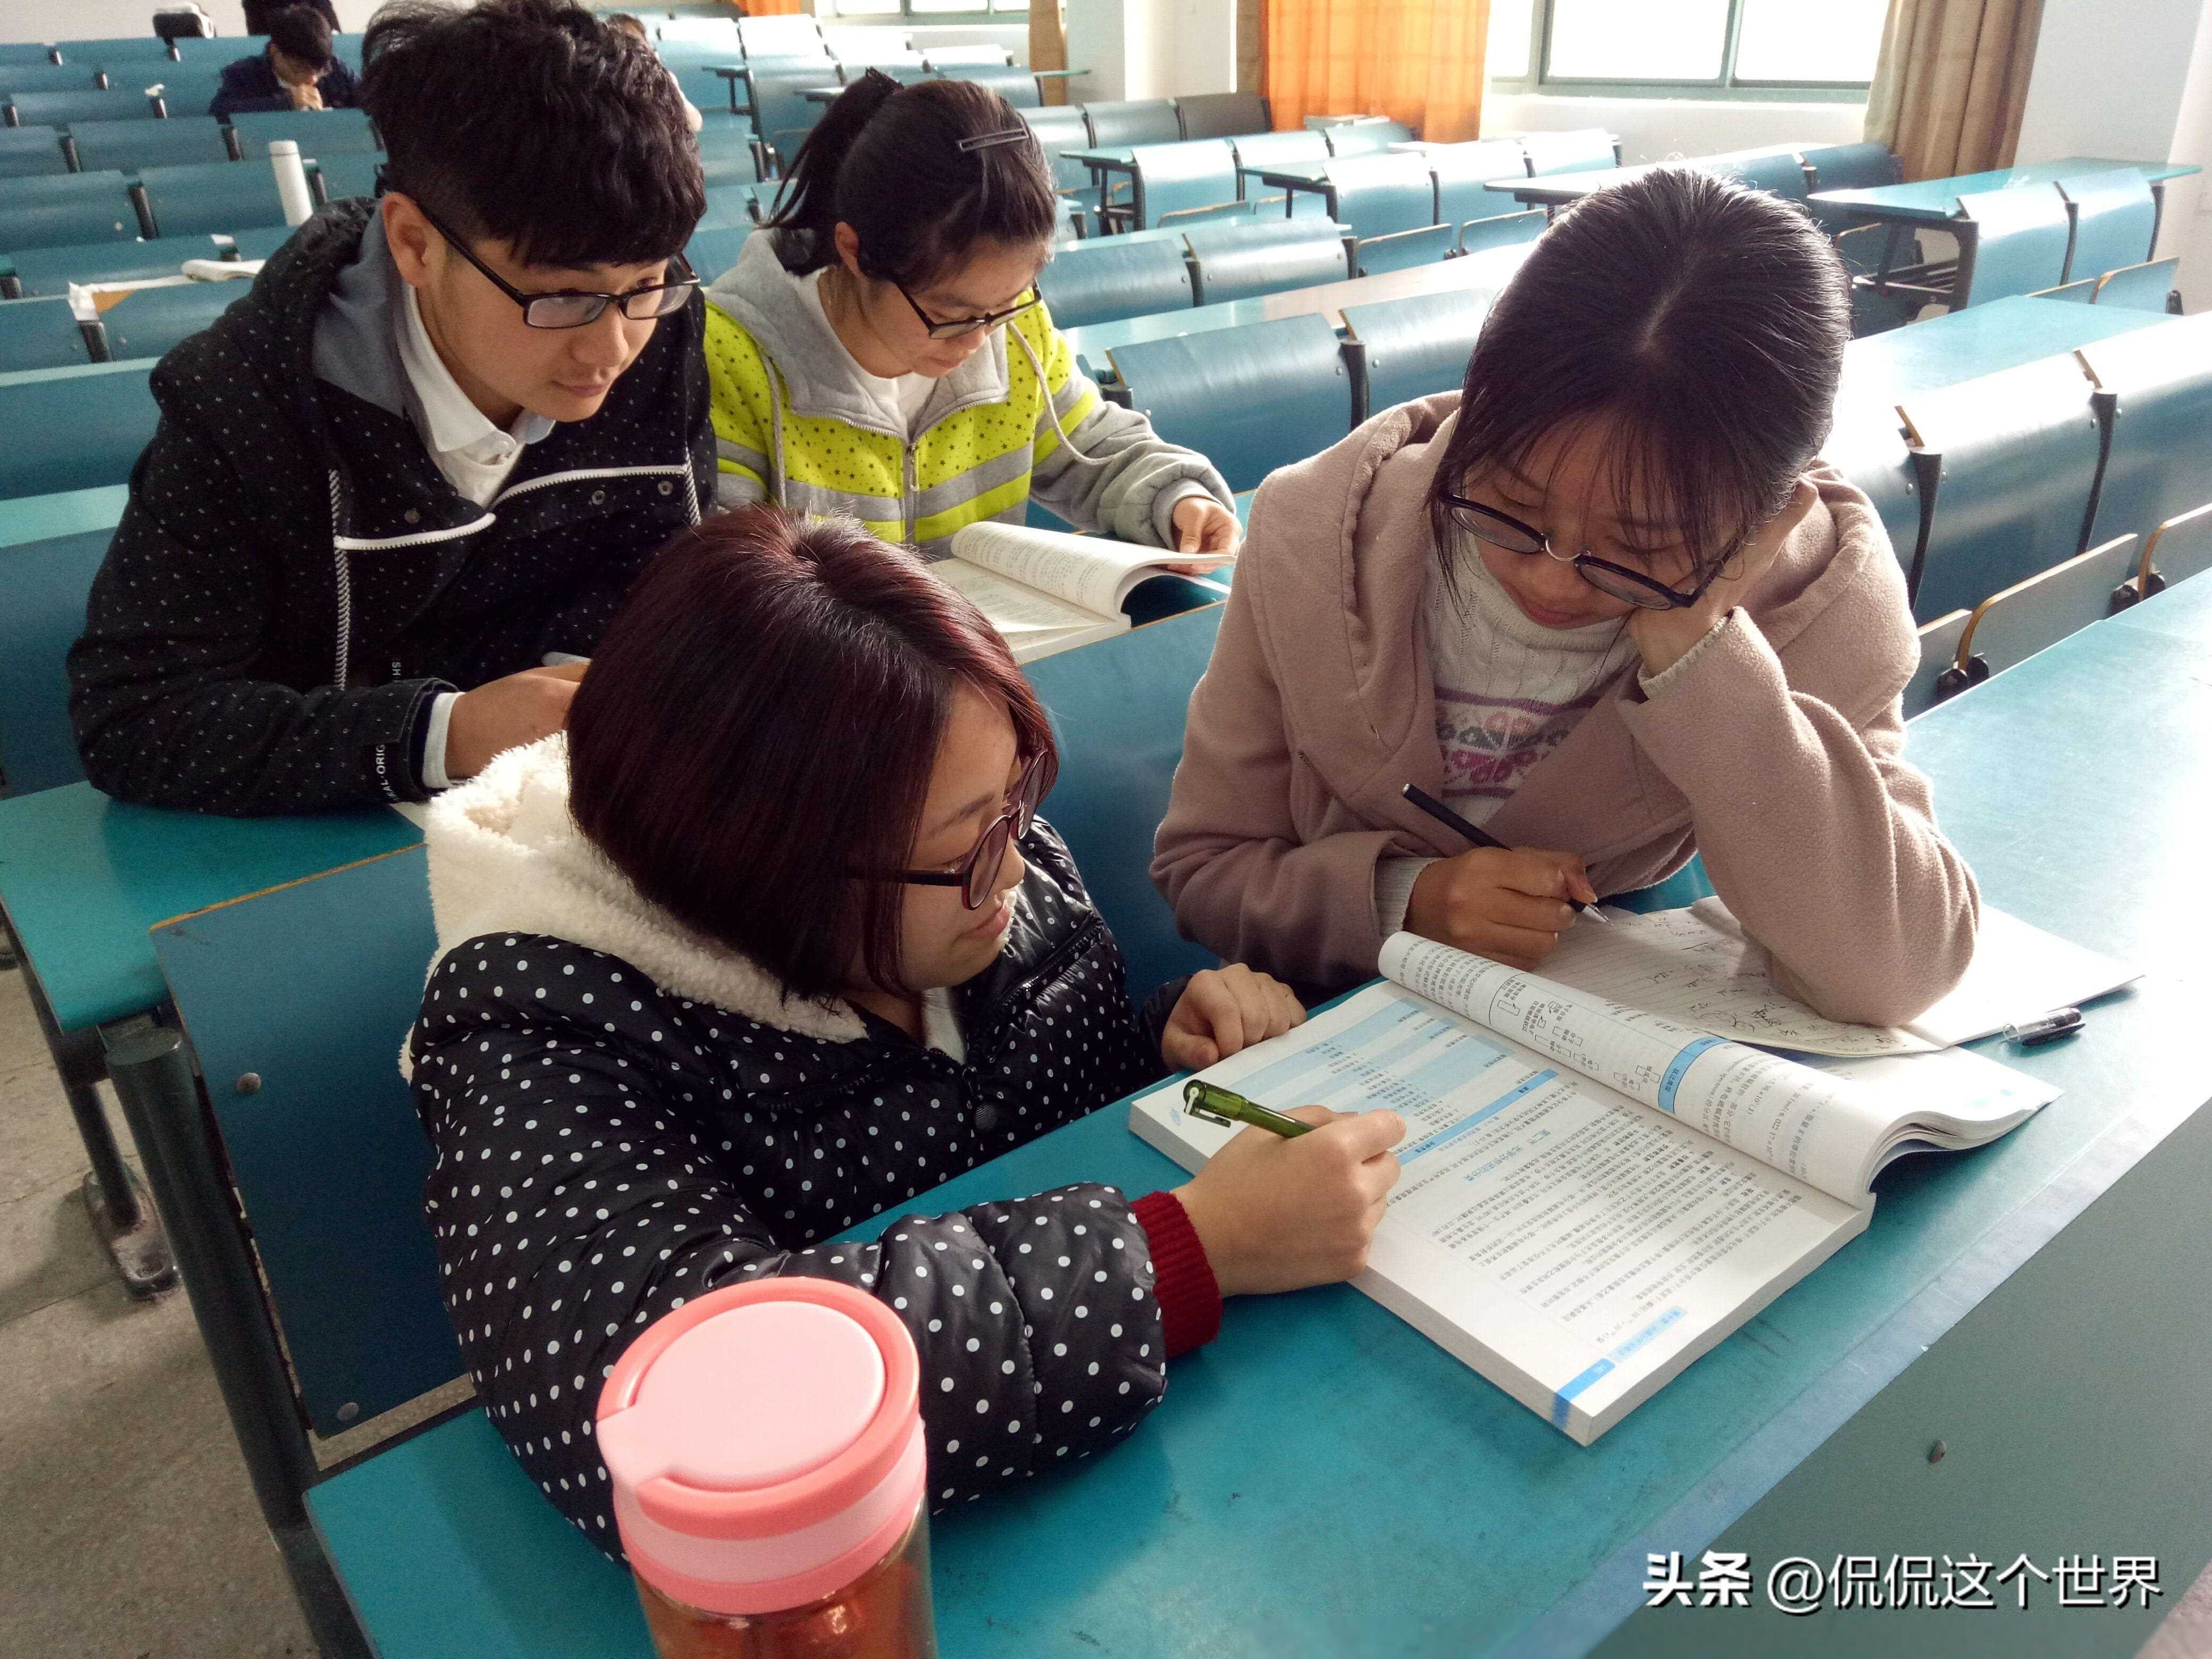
957, 127, 1032, 153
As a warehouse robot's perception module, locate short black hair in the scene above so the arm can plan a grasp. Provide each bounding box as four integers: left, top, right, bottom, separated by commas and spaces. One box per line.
1430, 167, 1849, 598
361, 0, 705, 270
264, 5, 334, 71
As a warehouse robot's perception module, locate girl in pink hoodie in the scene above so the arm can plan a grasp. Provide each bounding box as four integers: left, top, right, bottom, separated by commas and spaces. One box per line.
1152, 168, 1978, 1027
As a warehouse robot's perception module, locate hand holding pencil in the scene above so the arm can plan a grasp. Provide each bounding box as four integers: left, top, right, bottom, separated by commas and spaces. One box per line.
1398, 784, 1604, 973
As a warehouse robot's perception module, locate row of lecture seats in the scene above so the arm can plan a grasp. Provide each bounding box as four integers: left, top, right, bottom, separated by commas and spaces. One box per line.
0, 105, 379, 176
0, 33, 366, 71
1904, 507, 2212, 719
2, 219, 288, 297
1035, 211, 1542, 330
3, 40, 367, 129
0, 270, 262, 369
1044, 120, 1615, 243
1842, 312, 2212, 622
0, 150, 376, 257
1948, 171, 2166, 308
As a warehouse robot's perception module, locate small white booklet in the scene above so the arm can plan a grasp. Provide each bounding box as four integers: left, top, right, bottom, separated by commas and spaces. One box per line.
1536, 899, 2138, 1057
932, 523, 1228, 664
1129, 933, 2062, 1446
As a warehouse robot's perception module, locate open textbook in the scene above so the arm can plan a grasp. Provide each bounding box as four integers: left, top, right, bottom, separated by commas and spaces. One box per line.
1129, 932, 2063, 1445
1536, 899, 2139, 1058
931, 523, 1228, 663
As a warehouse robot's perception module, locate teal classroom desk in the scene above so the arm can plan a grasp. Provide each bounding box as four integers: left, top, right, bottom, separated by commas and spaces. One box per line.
1838, 294, 2175, 407
1807, 156, 2201, 228
310, 574, 2212, 1656
0, 786, 419, 1033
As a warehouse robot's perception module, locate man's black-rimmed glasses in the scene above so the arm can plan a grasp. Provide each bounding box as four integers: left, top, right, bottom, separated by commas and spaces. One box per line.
418, 204, 697, 331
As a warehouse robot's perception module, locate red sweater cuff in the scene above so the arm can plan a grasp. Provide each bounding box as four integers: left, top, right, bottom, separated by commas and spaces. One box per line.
1129, 1189, 1222, 1358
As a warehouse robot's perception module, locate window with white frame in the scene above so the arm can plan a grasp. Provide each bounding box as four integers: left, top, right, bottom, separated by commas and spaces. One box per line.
1490, 0, 1885, 96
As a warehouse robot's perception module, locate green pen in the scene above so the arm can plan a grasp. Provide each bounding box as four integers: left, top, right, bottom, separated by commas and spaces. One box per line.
1182, 1079, 1313, 1138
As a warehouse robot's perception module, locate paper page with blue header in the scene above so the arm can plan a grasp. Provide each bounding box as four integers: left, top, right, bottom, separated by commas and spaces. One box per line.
1128, 932, 2057, 1445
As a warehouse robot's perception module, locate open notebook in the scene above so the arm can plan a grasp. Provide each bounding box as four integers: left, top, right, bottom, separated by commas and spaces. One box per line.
1130, 933, 2064, 1446
1536, 899, 2138, 1057
932, 523, 1228, 663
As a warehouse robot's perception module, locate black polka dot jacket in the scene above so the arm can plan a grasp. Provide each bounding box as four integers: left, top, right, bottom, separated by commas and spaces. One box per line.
66, 198, 716, 816
404, 736, 1221, 1558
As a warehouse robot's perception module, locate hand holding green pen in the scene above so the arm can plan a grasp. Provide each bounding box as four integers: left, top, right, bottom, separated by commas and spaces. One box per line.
1184, 1079, 1315, 1137
1171, 1080, 1407, 1296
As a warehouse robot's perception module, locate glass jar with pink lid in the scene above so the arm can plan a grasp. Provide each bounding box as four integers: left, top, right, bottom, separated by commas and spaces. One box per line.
597, 1278, 937, 1658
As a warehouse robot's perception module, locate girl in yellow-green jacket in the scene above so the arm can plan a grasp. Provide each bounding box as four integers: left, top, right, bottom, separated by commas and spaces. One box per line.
701, 71, 1239, 561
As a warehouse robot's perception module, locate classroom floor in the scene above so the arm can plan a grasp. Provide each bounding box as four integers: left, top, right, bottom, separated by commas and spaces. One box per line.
2, 957, 2210, 1657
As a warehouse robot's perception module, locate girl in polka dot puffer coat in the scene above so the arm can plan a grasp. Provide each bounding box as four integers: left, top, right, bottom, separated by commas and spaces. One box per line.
404, 508, 1404, 1558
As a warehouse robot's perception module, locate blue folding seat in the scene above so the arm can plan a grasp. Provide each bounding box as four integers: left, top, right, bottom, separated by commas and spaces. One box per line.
1185, 217, 1351, 304
1518, 128, 1616, 175
0, 126, 70, 180
1898, 353, 2104, 620
1037, 237, 1193, 329
1082, 98, 1180, 149
1112, 312, 1352, 492
95, 278, 249, 362
135, 160, 286, 237
1951, 183, 2071, 307
229, 108, 383, 160
0, 359, 161, 499
1176, 91, 1269, 141
1342, 288, 1496, 420
0, 170, 141, 252
0, 294, 97, 371
0, 527, 112, 793
1124, 140, 1241, 229
2075, 311, 2212, 549
2056, 169, 2157, 286
69, 115, 233, 171
1948, 534, 2141, 690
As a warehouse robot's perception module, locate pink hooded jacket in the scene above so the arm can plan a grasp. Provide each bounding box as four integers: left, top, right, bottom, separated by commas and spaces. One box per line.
1150, 395, 1979, 1026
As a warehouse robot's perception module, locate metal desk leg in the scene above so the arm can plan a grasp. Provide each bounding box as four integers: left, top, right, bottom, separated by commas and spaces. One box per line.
1, 911, 175, 1297
99, 1020, 370, 1659
1949, 219, 1979, 311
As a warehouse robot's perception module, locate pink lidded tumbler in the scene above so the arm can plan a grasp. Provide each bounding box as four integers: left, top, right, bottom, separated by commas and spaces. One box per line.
597, 1278, 937, 1659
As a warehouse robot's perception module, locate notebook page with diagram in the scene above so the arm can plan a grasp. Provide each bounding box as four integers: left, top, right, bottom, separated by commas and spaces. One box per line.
1535, 899, 2138, 1057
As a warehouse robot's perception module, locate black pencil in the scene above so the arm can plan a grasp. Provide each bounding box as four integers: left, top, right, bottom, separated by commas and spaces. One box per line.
1400, 784, 1607, 924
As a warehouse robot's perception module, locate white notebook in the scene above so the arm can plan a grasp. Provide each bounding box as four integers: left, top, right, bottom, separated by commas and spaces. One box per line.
932, 523, 1228, 664
1129, 933, 2062, 1446
1534, 899, 2138, 1057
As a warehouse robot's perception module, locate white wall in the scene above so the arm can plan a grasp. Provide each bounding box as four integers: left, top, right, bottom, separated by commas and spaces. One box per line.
1, 0, 382, 45
2015, 0, 2212, 302
1065, 0, 1235, 102
1481, 94, 1865, 164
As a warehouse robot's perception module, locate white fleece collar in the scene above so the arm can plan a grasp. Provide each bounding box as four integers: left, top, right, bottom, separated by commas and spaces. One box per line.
421, 735, 867, 1044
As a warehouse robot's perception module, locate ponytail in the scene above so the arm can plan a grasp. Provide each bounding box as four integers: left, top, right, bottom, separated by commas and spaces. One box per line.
765, 72, 1059, 288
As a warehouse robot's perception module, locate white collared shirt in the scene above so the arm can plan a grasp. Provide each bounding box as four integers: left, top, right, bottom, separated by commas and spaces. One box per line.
396, 285, 556, 789
395, 283, 554, 508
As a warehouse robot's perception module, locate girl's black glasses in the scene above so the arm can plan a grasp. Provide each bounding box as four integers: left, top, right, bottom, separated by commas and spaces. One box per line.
419, 204, 698, 330
892, 279, 1040, 341
1439, 492, 1714, 611
878, 751, 1054, 909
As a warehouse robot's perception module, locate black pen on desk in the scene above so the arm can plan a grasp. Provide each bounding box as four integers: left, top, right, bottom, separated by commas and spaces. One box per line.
2004, 1006, 2083, 1047
1400, 784, 1607, 924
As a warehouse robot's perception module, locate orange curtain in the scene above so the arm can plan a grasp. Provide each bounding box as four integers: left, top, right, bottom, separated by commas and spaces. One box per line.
1263, 0, 1489, 143
743, 1, 807, 16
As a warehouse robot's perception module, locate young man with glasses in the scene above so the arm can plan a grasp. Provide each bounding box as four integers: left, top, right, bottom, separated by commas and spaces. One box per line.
70, 0, 711, 815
